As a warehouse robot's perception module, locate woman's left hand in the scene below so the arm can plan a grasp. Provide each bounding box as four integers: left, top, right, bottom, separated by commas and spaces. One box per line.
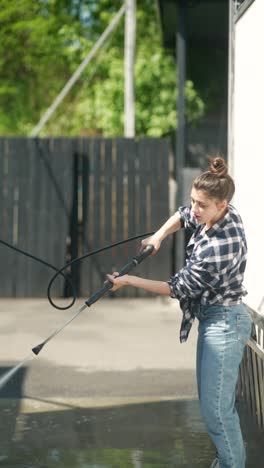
106, 272, 129, 292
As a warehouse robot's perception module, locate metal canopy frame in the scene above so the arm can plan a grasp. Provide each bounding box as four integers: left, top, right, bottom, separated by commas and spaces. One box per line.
234, 0, 256, 21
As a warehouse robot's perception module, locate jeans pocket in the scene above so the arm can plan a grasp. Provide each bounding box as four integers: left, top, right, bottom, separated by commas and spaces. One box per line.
236, 313, 252, 345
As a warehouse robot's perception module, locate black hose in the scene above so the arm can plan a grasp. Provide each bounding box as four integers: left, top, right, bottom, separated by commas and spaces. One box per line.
0, 231, 154, 311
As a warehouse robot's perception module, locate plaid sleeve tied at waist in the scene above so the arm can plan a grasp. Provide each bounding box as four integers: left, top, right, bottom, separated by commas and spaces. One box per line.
168, 205, 248, 343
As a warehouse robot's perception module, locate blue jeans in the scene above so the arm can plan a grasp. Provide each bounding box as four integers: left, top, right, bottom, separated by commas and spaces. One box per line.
193, 303, 252, 468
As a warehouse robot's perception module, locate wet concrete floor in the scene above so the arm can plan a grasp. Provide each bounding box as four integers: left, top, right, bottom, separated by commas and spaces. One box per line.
0, 395, 263, 468
0, 396, 217, 468
0, 299, 263, 467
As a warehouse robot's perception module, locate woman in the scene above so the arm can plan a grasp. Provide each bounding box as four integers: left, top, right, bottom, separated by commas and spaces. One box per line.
107, 157, 252, 468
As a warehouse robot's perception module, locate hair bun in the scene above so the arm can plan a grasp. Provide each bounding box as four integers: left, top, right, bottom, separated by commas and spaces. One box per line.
209, 156, 228, 177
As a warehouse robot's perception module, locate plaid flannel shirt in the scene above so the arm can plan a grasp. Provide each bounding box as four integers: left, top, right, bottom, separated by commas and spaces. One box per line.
168, 204, 248, 343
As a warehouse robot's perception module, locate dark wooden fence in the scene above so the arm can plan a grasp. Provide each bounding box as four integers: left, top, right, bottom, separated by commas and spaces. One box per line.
237, 308, 264, 431
0, 137, 171, 299
0, 138, 73, 297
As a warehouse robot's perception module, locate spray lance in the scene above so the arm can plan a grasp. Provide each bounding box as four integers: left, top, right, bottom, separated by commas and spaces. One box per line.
0, 243, 154, 390
32, 244, 154, 355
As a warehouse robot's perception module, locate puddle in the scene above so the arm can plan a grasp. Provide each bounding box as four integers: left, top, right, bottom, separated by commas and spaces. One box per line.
0, 398, 263, 467
0, 399, 214, 467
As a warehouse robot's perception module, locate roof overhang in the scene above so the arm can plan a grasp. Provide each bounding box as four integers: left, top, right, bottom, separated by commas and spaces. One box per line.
157, 0, 228, 52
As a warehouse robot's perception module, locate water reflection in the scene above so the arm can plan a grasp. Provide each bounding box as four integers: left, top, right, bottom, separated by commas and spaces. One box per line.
0, 399, 214, 467
0, 398, 263, 467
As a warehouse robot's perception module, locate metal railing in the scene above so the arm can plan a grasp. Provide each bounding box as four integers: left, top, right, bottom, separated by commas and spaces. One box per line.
237, 306, 264, 430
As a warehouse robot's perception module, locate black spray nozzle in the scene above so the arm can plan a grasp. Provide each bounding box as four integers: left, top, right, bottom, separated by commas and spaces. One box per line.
32, 343, 45, 355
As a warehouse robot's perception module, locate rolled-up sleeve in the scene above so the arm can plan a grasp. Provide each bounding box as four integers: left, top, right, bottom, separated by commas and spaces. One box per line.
168, 247, 218, 300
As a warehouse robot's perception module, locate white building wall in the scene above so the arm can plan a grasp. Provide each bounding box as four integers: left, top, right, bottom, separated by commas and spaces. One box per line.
232, 0, 264, 312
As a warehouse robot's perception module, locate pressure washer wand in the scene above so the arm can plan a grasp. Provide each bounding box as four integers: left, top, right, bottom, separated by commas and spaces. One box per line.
85, 244, 154, 306
32, 244, 154, 356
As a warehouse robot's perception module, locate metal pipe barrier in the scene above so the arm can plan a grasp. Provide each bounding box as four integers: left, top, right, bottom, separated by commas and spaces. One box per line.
237, 307, 264, 430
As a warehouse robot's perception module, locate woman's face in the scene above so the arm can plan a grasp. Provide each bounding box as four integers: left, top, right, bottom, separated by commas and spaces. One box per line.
190, 187, 227, 228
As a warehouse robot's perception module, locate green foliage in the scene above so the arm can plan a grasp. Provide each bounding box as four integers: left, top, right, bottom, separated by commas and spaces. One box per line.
0, 0, 204, 136
0, 0, 86, 134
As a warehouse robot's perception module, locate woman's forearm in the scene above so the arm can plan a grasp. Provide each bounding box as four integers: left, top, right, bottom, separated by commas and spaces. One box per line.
154, 211, 182, 241
108, 212, 182, 294
141, 211, 182, 253
126, 275, 170, 295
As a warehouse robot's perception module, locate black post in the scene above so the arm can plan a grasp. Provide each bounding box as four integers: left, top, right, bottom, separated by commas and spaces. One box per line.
67, 153, 80, 296
228, 0, 235, 173
175, 0, 187, 270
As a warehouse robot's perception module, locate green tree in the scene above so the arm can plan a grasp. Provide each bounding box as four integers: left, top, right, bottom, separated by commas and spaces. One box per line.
0, 0, 86, 134
0, 0, 204, 136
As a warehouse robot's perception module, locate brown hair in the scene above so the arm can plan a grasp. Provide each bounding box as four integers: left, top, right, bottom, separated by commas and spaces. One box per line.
193, 157, 235, 202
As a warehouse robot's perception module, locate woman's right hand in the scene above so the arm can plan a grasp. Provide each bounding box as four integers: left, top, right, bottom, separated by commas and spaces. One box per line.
141, 235, 161, 255
106, 272, 128, 292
